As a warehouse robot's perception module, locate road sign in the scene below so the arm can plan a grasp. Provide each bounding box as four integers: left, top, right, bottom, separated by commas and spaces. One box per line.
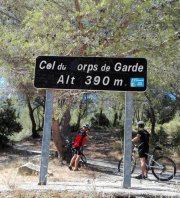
34, 56, 147, 91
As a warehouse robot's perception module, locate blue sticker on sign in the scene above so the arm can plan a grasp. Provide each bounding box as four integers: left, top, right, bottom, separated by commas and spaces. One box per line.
130, 78, 144, 87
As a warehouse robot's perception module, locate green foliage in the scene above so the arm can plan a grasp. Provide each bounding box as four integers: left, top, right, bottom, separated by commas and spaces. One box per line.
157, 95, 176, 124
161, 114, 180, 146
153, 126, 168, 145
9, 106, 32, 142
0, 0, 179, 143
70, 123, 80, 132
175, 146, 180, 157
144, 89, 177, 124
0, 99, 22, 146
0, 0, 179, 85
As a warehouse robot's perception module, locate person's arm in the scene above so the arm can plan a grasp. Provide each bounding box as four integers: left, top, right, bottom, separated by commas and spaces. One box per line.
132, 134, 141, 143
82, 130, 90, 141
85, 133, 90, 141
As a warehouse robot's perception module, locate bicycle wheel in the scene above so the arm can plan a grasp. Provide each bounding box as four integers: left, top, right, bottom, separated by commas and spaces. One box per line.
151, 156, 176, 181
118, 156, 136, 174
81, 154, 87, 163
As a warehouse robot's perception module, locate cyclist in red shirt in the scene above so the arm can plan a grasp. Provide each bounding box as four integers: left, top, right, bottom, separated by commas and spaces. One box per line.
68, 124, 90, 171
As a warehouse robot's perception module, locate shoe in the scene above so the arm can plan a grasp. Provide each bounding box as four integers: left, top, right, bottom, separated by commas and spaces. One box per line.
74, 168, 79, 171
68, 166, 72, 171
144, 175, 148, 179
135, 174, 147, 179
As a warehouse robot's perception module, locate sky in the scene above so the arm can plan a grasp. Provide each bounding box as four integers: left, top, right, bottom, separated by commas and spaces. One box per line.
0, 77, 8, 88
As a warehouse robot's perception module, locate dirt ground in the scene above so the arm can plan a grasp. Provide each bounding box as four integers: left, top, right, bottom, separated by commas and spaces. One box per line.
0, 129, 121, 187
0, 129, 179, 198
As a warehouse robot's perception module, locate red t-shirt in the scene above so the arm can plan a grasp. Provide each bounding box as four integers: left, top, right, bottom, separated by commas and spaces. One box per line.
74, 130, 87, 147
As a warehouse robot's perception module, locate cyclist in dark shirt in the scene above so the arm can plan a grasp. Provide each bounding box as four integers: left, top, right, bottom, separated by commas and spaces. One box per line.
132, 121, 150, 179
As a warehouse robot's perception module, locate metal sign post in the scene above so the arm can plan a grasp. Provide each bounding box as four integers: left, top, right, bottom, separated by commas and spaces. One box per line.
39, 89, 53, 185
123, 92, 133, 188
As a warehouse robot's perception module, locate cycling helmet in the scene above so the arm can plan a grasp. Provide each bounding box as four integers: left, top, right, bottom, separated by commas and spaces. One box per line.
137, 121, 145, 128
83, 124, 90, 129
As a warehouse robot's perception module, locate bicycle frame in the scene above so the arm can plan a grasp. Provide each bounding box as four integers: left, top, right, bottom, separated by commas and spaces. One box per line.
132, 145, 165, 171
118, 145, 177, 181
146, 153, 164, 170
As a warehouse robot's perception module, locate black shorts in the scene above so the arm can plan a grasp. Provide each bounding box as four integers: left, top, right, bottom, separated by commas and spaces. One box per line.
74, 146, 83, 155
138, 145, 149, 159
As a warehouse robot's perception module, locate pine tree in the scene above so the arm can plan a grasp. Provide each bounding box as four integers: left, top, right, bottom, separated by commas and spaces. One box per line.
0, 99, 22, 147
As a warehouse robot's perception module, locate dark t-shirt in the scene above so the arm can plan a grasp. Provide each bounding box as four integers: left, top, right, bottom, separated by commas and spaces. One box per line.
137, 129, 150, 158
138, 129, 150, 146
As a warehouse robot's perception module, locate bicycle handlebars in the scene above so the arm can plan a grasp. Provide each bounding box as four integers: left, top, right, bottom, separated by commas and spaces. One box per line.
132, 144, 162, 154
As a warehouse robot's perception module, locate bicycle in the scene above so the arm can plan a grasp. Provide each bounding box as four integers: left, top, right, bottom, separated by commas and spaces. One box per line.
118, 145, 176, 181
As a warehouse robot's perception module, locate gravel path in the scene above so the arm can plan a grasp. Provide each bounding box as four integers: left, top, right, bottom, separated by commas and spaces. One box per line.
0, 176, 179, 198
0, 157, 179, 197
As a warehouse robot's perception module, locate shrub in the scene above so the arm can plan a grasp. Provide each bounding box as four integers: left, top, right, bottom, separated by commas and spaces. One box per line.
0, 99, 22, 147
90, 113, 110, 127
162, 115, 180, 147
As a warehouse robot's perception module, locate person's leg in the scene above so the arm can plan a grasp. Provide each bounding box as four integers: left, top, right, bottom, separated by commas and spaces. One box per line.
144, 157, 148, 176
69, 154, 77, 170
140, 157, 148, 177
74, 147, 82, 170
74, 155, 81, 170
69, 154, 77, 166
135, 147, 148, 179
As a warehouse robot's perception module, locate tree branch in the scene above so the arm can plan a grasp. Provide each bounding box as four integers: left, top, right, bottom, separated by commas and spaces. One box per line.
51, 0, 74, 13
118, 49, 141, 57
0, 8, 21, 24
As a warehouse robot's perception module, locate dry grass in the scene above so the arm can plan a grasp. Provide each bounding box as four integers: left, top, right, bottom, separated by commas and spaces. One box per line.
0, 160, 38, 188
0, 158, 109, 198
48, 158, 100, 182
0, 157, 104, 188
0, 158, 114, 198
0, 190, 118, 198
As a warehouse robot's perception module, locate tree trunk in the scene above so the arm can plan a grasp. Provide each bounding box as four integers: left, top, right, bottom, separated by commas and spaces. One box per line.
76, 99, 83, 129
27, 97, 39, 138
51, 94, 73, 163
76, 113, 81, 130
51, 119, 64, 162
99, 108, 103, 126
60, 109, 71, 138
60, 110, 72, 164
113, 111, 118, 127
144, 92, 156, 137
76, 97, 87, 129
74, 0, 87, 55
